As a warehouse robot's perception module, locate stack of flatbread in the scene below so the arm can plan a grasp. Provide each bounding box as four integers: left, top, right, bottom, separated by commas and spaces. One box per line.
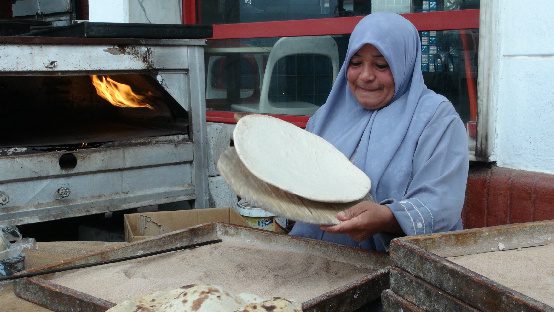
107, 284, 302, 312
217, 114, 371, 225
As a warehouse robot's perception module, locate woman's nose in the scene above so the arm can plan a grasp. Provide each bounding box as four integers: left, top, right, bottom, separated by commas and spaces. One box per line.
359, 64, 375, 81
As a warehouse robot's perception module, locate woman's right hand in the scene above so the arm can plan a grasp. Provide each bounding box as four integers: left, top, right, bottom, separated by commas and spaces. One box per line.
320, 200, 403, 242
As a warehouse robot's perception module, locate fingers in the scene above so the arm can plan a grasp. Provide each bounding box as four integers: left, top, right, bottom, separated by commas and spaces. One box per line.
322, 209, 369, 233
319, 201, 390, 242
336, 202, 368, 221
319, 223, 370, 242
321, 202, 371, 232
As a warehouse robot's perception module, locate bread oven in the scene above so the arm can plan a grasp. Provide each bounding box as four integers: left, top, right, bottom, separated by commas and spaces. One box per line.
0, 29, 210, 226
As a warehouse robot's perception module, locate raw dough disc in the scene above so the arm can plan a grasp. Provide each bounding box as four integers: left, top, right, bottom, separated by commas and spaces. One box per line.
233, 114, 370, 203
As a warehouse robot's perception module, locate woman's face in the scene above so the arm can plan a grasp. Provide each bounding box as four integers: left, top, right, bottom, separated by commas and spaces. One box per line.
347, 44, 395, 110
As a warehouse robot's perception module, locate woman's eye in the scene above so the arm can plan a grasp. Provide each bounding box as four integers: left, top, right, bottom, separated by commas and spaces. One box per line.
376, 63, 389, 70
349, 60, 362, 67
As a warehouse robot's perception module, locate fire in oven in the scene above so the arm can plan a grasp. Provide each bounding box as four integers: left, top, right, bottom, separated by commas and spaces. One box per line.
0, 35, 209, 226
0, 74, 187, 152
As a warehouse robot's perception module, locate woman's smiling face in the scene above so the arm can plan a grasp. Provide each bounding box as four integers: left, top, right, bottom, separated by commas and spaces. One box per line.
346, 44, 395, 110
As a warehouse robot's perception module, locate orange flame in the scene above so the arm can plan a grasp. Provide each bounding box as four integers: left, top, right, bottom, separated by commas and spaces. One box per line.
91, 75, 154, 110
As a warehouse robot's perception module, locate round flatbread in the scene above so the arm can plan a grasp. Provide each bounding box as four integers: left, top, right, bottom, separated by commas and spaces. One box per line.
233, 114, 370, 203
107, 284, 250, 312
106, 284, 301, 312
240, 297, 302, 312
218, 147, 355, 225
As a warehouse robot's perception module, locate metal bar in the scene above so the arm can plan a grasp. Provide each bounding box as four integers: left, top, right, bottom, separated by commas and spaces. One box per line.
0, 136, 192, 182
188, 45, 209, 208
0, 36, 205, 46
206, 111, 309, 128
0, 44, 194, 73
182, 0, 197, 24
211, 10, 480, 39
460, 30, 478, 121
0, 184, 195, 226
2, 239, 223, 282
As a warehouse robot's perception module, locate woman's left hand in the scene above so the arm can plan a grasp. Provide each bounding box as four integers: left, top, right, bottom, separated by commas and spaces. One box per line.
320, 201, 402, 242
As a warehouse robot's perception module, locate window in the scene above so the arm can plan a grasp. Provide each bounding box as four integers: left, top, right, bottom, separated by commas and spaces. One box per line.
185, 0, 480, 146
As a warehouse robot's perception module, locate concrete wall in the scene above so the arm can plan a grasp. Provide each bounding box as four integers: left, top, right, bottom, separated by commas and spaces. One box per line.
480, 0, 554, 174
206, 123, 238, 208
128, 0, 181, 24
89, 0, 129, 22
89, 0, 181, 23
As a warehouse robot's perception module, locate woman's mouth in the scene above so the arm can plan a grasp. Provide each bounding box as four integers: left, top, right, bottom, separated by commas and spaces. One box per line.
358, 86, 380, 93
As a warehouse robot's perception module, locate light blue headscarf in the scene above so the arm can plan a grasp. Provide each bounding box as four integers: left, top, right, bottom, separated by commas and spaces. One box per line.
290, 12, 469, 251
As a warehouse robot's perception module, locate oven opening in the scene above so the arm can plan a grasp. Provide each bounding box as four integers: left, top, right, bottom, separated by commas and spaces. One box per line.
0, 73, 188, 154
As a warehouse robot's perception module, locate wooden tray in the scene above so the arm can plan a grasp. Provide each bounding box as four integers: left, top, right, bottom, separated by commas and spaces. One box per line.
389, 267, 478, 312
14, 223, 390, 312
381, 289, 422, 312
390, 220, 554, 312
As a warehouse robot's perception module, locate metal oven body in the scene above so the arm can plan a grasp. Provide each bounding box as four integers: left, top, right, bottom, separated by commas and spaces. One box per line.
0, 36, 209, 226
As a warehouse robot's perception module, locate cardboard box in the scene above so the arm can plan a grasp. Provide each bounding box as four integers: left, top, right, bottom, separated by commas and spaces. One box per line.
124, 208, 248, 242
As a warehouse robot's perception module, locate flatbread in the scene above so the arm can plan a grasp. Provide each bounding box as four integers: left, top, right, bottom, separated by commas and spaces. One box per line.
241, 297, 302, 312
107, 284, 251, 312
106, 284, 301, 312
218, 147, 357, 225
233, 114, 370, 203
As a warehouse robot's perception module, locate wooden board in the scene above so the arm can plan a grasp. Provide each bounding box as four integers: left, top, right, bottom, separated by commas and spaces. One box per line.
448, 243, 554, 306
381, 289, 423, 312
389, 267, 479, 312
390, 220, 554, 312
14, 223, 390, 312
2, 241, 125, 312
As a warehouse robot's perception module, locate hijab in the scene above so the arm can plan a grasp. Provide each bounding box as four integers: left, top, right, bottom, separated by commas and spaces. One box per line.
306, 12, 448, 201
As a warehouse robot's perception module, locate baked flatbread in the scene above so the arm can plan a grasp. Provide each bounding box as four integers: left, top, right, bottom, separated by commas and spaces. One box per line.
233, 114, 370, 203
241, 297, 302, 312
218, 147, 357, 225
106, 284, 301, 312
107, 284, 251, 312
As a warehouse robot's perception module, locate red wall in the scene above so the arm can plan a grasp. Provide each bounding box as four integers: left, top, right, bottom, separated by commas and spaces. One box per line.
463, 166, 554, 229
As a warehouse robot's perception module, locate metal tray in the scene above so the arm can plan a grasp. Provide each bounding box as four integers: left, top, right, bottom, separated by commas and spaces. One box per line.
14, 223, 390, 312
390, 220, 554, 312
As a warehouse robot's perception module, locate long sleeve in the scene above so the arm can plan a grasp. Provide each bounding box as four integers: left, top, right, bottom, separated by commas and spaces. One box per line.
385, 103, 469, 236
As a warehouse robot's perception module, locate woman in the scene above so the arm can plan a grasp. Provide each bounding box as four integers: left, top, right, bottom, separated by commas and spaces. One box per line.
289, 12, 469, 252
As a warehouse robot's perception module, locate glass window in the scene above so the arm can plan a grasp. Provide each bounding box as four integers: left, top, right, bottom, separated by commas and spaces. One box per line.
197, 0, 480, 155
421, 29, 479, 124
205, 36, 341, 116
206, 29, 478, 124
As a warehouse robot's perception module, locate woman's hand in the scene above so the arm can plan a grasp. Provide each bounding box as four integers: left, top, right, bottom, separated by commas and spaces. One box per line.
320, 201, 403, 242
